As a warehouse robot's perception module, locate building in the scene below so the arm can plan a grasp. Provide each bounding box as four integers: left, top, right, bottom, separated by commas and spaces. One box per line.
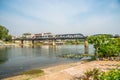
34, 33, 42, 38
42, 32, 52, 38
22, 33, 34, 38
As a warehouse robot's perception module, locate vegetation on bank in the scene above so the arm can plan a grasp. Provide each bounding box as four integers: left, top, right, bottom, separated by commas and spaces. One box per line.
75, 68, 120, 80
72, 34, 120, 80
19, 69, 44, 80
58, 53, 94, 59
88, 34, 120, 60
21, 69, 44, 75
59, 34, 120, 61
65, 40, 84, 45
0, 25, 12, 41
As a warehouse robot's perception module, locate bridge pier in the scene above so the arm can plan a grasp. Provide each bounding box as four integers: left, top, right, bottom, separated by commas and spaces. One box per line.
21, 40, 24, 48
52, 39, 56, 46
20, 40, 35, 48
84, 38, 89, 54
32, 40, 34, 48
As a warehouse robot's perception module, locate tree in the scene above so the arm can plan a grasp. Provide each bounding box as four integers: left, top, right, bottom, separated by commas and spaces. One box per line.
0, 25, 12, 41
98, 38, 120, 57
88, 34, 114, 59
5, 35, 12, 41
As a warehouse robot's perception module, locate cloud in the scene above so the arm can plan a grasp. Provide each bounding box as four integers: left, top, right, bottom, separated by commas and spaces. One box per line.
74, 14, 120, 35
3, 0, 90, 25
0, 0, 120, 35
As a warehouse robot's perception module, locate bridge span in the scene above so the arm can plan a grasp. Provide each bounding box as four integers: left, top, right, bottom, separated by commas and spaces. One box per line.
14, 33, 87, 50
14, 33, 88, 53
14, 33, 87, 45
15, 33, 86, 40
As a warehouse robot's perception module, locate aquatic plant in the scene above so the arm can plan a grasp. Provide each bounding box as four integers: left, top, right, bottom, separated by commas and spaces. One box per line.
58, 53, 93, 59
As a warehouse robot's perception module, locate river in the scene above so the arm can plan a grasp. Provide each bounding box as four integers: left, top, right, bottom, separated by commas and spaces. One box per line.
0, 45, 94, 79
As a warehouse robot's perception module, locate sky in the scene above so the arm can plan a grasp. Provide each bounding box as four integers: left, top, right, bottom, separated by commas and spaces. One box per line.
0, 0, 120, 36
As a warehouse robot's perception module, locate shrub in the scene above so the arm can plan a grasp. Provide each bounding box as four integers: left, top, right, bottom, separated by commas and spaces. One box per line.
75, 68, 120, 80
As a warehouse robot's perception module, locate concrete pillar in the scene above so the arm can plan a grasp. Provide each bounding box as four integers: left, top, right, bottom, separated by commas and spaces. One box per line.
32, 40, 34, 48
21, 40, 23, 48
84, 38, 89, 54
52, 39, 56, 46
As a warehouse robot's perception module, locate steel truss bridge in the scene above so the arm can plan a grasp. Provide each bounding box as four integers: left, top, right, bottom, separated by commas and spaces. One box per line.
14, 33, 88, 53
14, 33, 87, 47
15, 33, 86, 41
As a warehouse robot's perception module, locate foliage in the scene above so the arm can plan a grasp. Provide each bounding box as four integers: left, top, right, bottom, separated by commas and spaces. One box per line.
75, 68, 120, 80
88, 34, 120, 59
114, 38, 120, 52
82, 68, 100, 80
0, 25, 9, 40
5, 35, 12, 41
0, 25, 12, 41
98, 44, 119, 57
58, 53, 93, 59
99, 69, 120, 80
98, 38, 120, 58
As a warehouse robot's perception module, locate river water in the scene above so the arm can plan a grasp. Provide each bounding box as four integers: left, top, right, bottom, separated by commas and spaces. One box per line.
0, 45, 94, 79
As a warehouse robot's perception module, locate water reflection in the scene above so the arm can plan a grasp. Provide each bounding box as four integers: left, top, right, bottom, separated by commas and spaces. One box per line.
0, 48, 9, 64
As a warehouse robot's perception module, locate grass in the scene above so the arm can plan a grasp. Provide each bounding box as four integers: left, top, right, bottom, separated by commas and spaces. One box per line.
23, 78, 31, 80
21, 69, 44, 75
5, 69, 45, 80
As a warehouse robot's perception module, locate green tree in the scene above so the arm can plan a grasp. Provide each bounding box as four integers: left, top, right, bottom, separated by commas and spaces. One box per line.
98, 38, 120, 57
5, 35, 12, 41
88, 34, 113, 59
114, 38, 120, 52
0, 25, 12, 41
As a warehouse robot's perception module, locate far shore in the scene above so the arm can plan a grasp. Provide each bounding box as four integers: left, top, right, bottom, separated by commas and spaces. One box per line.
3, 60, 120, 80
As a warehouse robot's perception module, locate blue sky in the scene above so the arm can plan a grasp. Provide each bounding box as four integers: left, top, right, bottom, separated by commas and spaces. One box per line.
0, 0, 120, 36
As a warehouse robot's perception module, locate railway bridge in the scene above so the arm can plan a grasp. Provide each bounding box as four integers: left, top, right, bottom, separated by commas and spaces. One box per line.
14, 33, 88, 53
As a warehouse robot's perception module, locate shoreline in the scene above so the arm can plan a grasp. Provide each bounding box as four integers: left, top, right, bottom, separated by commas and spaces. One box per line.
0, 60, 83, 79
3, 60, 120, 80
42, 60, 86, 73
3, 61, 86, 80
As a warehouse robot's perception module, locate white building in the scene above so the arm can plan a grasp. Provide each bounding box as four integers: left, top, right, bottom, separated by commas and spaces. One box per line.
22, 33, 34, 38
42, 32, 52, 38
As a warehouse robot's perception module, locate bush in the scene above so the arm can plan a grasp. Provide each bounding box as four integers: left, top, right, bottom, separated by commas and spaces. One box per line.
75, 68, 120, 80
99, 69, 120, 80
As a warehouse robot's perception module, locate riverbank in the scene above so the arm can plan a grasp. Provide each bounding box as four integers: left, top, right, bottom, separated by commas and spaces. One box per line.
3, 60, 120, 80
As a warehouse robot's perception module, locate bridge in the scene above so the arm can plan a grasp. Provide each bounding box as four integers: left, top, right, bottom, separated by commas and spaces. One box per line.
14, 33, 87, 47
15, 33, 86, 40
14, 33, 88, 53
